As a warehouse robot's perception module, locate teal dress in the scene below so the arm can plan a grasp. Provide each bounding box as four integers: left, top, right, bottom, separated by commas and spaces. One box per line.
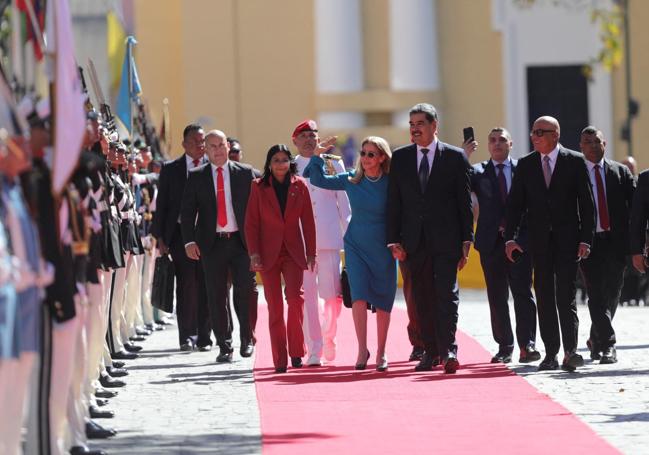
303, 156, 397, 312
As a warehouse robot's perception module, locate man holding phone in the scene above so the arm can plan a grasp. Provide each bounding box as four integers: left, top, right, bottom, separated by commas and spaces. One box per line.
505, 116, 595, 372
466, 128, 540, 364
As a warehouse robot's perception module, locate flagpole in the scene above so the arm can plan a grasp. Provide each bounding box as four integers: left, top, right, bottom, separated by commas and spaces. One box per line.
127, 36, 133, 139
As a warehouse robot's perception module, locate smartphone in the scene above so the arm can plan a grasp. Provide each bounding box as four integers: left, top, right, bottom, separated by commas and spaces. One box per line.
463, 127, 475, 143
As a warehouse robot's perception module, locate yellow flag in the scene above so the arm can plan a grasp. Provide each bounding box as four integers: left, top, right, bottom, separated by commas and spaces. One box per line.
107, 11, 126, 90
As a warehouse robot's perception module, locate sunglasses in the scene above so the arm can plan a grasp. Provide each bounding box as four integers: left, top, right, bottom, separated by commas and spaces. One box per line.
360, 151, 379, 158
530, 129, 556, 137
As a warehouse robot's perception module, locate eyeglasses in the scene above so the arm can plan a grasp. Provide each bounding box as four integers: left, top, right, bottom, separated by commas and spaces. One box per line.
530, 129, 556, 137
360, 151, 377, 158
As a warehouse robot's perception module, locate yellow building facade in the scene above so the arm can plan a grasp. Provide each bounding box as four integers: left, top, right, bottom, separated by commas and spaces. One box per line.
131, 0, 649, 287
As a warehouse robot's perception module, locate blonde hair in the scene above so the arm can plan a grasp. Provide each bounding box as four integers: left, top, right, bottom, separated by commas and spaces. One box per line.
349, 136, 392, 184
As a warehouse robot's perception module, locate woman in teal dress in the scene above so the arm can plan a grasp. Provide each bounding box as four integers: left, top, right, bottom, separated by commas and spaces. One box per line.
304, 136, 396, 372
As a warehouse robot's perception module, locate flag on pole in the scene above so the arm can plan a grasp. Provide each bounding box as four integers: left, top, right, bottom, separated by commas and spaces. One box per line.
159, 97, 171, 157
107, 10, 127, 90
46, 0, 86, 194
115, 36, 141, 138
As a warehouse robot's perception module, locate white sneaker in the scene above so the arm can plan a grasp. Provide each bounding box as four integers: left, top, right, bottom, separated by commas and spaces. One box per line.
306, 354, 322, 366
323, 340, 336, 361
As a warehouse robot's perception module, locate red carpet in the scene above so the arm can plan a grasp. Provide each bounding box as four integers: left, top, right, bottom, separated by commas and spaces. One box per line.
253, 305, 618, 454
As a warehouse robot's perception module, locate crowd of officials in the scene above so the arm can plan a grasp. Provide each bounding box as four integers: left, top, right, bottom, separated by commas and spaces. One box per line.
3, 91, 649, 455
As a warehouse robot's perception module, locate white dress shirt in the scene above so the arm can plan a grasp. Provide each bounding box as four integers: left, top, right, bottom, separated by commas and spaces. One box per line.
212, 162, 239, 233
491, 157, 513, 193
540, 145, 560, 174
416, 139, 439, 175
185, 154, 206, 176
586, 158, 608, 232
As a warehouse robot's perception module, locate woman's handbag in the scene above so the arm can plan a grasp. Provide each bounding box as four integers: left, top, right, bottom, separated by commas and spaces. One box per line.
151, 254, 175, 313
340, 266, 374, 312
340, 266, 353, 309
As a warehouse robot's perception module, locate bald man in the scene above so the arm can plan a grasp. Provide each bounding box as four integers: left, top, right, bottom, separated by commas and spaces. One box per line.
505, 116, 595, 372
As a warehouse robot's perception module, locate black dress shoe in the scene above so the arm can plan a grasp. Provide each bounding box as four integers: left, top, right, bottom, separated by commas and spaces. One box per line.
123, 342, 142, 353
409, 346, 424, 361
111, 350, 138, 360
155, 318, 174, 326
444, 353, 460, 374
89, 405, 115, 419
69, 445, 107, 455
216, 349, 233, 363
106, 366, 129, 377
99, 374, 125, 388
587, 339, 601, 360
85, 421, 116, 439
414, 352, 439, 371
112, 360, 126, 369
180, 342, 194, 352
519, 345, 542, 363
197, 344, 212, 352
129, 335, 146, 342
538, 355, 559, 371
490, 351, 512, 364
95, 398, 109, 407
135, 327, 152, 336
562, 352, 584, 372
600, 346, 617, 364
95, 389, 117, 399
291, 357, 303, 368
240, 343, 254, 358
275, 366, 287, 373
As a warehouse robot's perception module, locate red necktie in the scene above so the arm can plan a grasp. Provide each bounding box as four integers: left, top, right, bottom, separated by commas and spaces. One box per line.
594, 164, 610, 230
216, 167, 228, 228
192, 158, 200, 167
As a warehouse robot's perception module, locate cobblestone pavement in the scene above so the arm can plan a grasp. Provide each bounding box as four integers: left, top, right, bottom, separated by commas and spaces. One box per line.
94, 290, 647, 454
93, 317, 261, 455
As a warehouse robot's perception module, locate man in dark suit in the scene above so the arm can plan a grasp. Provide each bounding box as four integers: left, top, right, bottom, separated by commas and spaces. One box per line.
469, 127, 539, 364
505, 116, 595, 372
387, 103, 474, 374
151, 124, 211, 351
630, 166, 649, 281
578, 126, 634, 364
182, 130, 257, 363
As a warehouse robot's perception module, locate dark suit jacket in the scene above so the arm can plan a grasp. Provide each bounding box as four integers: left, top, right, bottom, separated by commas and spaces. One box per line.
244, 175, 316, 270
471, 158, 528, 254
505, 147, 595, 257
594, 159, 635, 257
629, 169, 649, 255
180, 161, 256, 252
387, 141, 474, 257
152, 154, 188, 245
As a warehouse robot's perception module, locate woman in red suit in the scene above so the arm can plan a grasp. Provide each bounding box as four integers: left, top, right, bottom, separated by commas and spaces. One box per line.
245, 144, 317, 373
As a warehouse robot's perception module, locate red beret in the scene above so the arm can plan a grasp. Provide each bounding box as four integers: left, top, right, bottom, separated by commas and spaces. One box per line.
292, 119, 318, 138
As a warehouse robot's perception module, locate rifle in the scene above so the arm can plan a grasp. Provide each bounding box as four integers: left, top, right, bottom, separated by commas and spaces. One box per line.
86, 58, 116, 133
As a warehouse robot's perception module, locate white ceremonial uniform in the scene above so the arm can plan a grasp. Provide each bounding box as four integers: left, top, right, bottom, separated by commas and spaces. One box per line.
294, 154, 350, 364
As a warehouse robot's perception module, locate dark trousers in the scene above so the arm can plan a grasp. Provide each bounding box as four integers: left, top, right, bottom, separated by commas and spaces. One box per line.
479, 238, 537, 353
410, 247, 460, 358
169, 225, 211, 347
532, 241, 579, 356
399, 261, 423, 348
200, 233, 255, 351
579, 235, 626, 351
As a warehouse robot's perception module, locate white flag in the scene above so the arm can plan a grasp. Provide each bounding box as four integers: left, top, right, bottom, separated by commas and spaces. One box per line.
48, 0, 86, 194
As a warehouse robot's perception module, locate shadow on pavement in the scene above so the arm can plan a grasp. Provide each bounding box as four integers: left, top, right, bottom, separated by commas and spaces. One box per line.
92, 431, 261, 454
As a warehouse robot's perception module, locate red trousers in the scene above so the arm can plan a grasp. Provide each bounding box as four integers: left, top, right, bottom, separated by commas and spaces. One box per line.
261, 249, 306, 368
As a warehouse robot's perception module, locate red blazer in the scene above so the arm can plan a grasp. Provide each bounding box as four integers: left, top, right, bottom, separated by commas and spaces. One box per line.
245, 175, 316, 270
